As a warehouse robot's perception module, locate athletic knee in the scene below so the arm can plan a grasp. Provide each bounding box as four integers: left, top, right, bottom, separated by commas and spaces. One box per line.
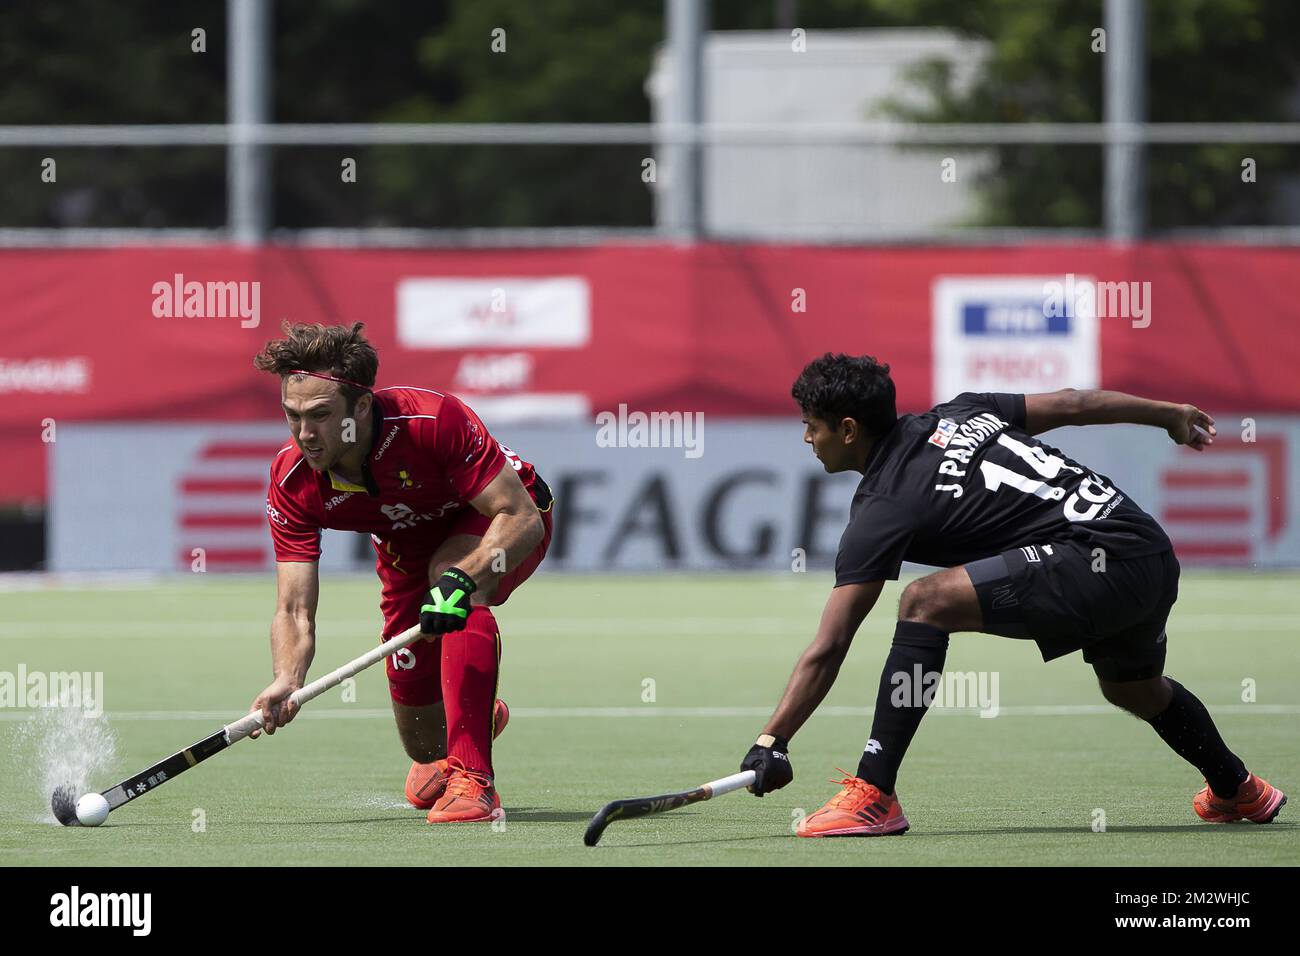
398, 730, 440, 762
1098, 680, 1128, 708
1098, 676, 1169, 719
898, 578, 941, 624
392, 701, 447, 761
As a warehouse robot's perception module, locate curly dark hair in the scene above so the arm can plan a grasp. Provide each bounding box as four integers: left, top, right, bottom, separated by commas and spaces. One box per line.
253, 321, 378, 410
791, 353, 897, 437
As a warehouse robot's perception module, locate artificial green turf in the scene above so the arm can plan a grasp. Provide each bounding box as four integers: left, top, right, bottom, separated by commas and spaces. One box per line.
2, 572, 1297, 866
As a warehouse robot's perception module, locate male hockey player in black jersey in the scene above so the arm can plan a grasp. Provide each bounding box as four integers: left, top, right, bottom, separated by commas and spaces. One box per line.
740, 353, 1285, 837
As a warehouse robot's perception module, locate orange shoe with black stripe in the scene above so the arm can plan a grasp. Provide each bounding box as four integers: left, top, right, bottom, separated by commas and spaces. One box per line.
796, 771, 910, 838
406, 758, 452, 810
404, 699, 509, 810
425, 759, 500, 824
1194, 774, 1286, 824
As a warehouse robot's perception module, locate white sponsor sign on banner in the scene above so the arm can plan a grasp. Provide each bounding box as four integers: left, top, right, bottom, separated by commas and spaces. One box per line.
396, 276, 590, 348
0, 356, 91, 393
932, 276, 1099, 406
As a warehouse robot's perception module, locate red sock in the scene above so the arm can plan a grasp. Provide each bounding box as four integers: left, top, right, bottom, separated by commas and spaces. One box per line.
441, 606, 500, 776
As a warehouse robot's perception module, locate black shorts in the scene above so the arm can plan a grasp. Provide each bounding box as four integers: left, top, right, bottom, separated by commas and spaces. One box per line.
964, 540, 1180, 682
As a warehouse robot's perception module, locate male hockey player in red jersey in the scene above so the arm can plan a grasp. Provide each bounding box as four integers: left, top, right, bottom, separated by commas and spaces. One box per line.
250, 322, 553, 824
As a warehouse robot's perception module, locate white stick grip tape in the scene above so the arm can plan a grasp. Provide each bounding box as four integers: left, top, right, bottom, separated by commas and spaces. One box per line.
704, 770, 757, 799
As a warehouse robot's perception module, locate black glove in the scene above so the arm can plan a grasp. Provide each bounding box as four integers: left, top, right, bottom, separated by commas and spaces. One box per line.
420, 567, 477, 635
740, 734, 793, 796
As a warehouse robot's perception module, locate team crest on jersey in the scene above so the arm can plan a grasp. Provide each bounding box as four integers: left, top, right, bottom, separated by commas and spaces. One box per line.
394, 466, 423, 490
928, 418, 959, 449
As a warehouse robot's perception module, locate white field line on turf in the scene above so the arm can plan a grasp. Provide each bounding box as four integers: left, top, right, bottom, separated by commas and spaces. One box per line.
1, 704, 1298, 722
3, 614, 1300, 639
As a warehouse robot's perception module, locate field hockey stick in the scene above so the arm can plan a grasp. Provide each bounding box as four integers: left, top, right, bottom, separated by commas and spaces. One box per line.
53, 621, 425, 826
583, 770, 757, 846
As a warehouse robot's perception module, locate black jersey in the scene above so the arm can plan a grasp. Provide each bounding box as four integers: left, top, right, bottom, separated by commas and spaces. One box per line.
834, 392, 1171, 586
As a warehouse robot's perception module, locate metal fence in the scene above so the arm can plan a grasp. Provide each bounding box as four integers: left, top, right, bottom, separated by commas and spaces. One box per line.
2, 0, 1297, 246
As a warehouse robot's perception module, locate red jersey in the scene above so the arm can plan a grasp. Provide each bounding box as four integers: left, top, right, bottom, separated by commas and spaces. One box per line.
266, 386, 542, 562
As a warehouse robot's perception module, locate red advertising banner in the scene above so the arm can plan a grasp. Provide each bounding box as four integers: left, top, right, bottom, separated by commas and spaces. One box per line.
4, 243, 1299, 504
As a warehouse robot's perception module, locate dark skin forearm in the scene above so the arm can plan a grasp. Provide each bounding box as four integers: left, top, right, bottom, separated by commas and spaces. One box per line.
1027, 389, 1216, 450
762, 641, 851, 741
758, 581, 883, 742
1073, 389, 1179, 428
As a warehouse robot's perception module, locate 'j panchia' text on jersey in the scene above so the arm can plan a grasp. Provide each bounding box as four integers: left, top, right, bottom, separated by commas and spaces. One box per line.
834, 392, 1171, 586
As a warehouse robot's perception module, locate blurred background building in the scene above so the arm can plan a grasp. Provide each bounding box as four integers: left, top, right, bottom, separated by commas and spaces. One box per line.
649, 29, 993, 236
2, 0, 1299, 573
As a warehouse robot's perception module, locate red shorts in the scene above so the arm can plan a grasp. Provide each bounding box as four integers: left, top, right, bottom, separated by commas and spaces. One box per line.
376, 505, 552, 706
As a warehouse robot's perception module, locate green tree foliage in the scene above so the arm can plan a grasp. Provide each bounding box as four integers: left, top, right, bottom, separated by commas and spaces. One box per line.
0, 1, 225, 226
0, 0, 1295, 229
274, 0, 662, 228
872, 0, 1300, 228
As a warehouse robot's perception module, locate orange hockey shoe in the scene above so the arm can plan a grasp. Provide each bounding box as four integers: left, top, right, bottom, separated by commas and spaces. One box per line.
796, 771, 910, 838
404, 699, 510, 810
1194, 774, 1286, 824
406, 758, 452, 810
425, 760, 501, 824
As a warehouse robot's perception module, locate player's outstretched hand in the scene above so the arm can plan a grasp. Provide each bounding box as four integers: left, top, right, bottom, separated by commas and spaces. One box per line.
421, 566, 477, 634
741, 734, 793, 796
1166, 404, 1216, 451
249, 675, 301, 739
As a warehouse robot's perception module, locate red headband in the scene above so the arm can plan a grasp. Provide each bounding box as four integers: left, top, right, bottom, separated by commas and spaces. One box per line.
288, 369, 372, 392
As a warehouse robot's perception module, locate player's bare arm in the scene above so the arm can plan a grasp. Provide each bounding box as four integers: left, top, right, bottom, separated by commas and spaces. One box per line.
419, 464, 546, 635
740, 579, 885, 795
250, 560, 319, 738
457, 466, 545, 591
1024, 388, 1216, 449
764, 580, 885, 740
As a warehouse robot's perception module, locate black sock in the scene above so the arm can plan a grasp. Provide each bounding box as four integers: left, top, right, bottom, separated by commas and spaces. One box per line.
856, 620, 949, 794
1148, 678, 1249, 798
